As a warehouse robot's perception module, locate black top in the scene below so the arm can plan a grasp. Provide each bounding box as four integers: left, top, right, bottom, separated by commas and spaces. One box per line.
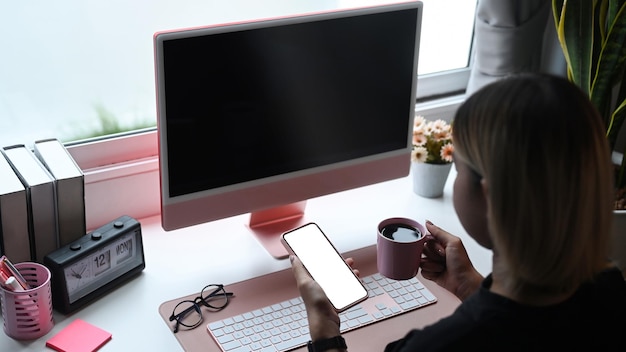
384, 268, 626, 351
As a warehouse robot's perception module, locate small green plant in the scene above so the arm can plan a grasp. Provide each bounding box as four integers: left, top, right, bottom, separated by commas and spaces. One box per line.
65, 103, 155, 141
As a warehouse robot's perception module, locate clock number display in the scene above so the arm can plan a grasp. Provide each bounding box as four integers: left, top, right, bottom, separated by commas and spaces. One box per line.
93, 251, 111, 277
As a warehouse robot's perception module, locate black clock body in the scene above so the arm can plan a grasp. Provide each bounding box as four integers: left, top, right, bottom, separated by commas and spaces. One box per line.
44, 215, 146, 314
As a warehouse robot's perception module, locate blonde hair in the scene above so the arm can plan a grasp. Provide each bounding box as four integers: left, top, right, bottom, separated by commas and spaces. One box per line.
453, 73, 614, 294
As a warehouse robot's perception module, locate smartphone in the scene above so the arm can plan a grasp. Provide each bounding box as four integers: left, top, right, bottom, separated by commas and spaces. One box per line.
281, 222, 368, 312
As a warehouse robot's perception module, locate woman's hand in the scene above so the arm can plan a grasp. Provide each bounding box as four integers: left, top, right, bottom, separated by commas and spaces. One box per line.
420, 220, 483, 301
290, 256, 358, 341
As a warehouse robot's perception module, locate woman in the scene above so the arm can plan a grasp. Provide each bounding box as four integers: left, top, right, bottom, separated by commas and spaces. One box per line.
291, 73, 626, 351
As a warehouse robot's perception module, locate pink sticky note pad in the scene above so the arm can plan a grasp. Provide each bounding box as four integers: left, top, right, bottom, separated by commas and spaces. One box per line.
46, 319, 112, 352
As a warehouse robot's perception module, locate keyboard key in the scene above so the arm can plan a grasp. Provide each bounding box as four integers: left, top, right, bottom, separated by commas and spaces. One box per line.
217, 334, 234, 344
358, 314, 374, 324
275, 334, 310, 351
222, 339, 242, 350
372, 287, 385, 296
342, 319, 360, 330
290, 298, 302, 305
344, 307, 367, 320
226, 346, 250, 352
421, 288, 437, 302
401, 301, 419, 310
208, 321, 225, 330
240, 337, 251, 345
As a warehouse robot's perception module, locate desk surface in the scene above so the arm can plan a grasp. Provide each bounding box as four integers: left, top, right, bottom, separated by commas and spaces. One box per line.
158, 244, 462, 351
0, 172, 492, 351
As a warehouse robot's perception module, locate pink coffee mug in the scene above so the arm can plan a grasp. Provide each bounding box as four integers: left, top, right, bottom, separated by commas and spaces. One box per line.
376, 217, 427, 280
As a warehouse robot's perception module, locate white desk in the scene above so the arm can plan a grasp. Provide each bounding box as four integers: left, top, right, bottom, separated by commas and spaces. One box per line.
0, 171, 492, 351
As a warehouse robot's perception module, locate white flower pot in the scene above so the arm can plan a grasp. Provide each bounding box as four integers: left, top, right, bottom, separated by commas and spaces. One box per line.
411, 162, 452, 198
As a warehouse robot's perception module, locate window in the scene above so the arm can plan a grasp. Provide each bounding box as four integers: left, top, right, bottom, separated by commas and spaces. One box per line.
0, 1, 476, 227
1, 0, 475, 147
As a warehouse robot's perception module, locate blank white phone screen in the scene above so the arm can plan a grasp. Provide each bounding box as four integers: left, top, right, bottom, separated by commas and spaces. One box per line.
284, 223, 367, 311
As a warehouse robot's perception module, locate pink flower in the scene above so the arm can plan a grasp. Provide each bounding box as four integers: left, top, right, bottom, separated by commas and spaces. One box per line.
411, 146, 428, 163
440, 143, 454, 163
412, 130, 427, 146
413, 115, 426, 129
411, 115, 453, 164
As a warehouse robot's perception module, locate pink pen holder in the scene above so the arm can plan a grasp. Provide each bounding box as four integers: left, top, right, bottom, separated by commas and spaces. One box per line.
0, 262, 54, 340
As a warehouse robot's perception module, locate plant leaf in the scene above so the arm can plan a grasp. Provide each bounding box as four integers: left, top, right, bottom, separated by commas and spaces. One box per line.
554, 0, 573, 81
553, 0, 566, 25
560, 0, 595, 95
606, 0, 626, 34
607, 96, 626, 139
591, 2, 626, 127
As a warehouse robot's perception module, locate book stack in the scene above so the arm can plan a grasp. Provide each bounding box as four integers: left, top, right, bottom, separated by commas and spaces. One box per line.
0, 139, 86, 263
33, 139, 86, 247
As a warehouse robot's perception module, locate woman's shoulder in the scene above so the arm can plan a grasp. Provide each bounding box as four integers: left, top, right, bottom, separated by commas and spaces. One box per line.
595, 266, 625, 282
574, 267, 626, 307
580, 266, 626, 296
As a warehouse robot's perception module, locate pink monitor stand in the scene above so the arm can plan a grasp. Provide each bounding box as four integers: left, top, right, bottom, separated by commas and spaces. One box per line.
247, 201, 308, 259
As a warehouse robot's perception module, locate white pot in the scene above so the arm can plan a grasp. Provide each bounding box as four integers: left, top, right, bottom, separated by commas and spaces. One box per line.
411, 162, 452, 198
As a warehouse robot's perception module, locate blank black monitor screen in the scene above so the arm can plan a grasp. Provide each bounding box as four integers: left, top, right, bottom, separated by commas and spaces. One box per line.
163, 8, 417, 196
155, 2, 422, 258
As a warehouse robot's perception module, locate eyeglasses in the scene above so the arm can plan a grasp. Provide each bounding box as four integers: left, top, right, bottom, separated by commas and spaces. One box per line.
169, 284, 234, 333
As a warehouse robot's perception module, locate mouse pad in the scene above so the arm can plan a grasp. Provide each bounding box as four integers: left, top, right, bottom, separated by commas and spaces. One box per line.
158, 244, 460, 352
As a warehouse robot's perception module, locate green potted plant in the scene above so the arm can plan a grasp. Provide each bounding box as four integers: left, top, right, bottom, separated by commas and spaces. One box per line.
552, 0, 626, 206
552, 0, 626, 270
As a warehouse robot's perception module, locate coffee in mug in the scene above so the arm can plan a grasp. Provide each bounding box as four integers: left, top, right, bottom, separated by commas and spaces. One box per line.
380, 223, 422, 243
377, 217, 427, 280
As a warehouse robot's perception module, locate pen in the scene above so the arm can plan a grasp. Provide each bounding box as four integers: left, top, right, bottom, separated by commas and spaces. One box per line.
0, 269, 9, 282
4, 276, 25, 292
0, 270, 10, 290
0, 256, 30, 290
